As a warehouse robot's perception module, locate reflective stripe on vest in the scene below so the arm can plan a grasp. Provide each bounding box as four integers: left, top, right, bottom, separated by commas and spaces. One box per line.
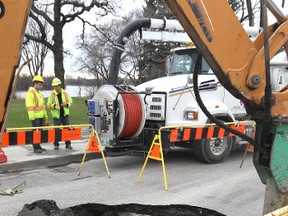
27, 89, 45, 111
29, 89, 39, 106
51, 91, 68, 104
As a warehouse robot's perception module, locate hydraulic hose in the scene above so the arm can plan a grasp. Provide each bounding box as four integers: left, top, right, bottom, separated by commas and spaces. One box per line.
192, 54, 266, 154
262, 0, 272, 119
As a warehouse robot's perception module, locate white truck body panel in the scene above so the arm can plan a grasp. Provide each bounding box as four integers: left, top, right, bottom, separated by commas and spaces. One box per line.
136, 69, 244, 126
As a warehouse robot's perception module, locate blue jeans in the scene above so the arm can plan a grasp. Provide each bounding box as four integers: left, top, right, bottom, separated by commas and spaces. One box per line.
53, 115, 71, 146
31, 118, 44, 150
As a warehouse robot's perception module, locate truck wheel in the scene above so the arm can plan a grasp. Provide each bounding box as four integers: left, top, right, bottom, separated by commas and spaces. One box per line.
193, 136, 232, 164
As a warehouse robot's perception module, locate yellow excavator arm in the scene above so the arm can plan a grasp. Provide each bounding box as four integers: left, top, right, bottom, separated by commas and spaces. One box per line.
165, 0, 288, 214
165, 0, 288, 118
0, 0, 32, 140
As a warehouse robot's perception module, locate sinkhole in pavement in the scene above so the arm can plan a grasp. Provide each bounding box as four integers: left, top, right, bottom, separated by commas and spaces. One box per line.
18, 199, 226, 216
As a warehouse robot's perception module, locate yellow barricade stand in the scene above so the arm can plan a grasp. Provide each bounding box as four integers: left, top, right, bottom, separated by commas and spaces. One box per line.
137, 121, 255, 191
137, 134, 168, 190
1, 124, 110, 178
78, 127, 111, 179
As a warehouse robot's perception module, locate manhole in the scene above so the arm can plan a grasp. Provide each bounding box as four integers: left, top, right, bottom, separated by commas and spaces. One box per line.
51, 166, 78, 173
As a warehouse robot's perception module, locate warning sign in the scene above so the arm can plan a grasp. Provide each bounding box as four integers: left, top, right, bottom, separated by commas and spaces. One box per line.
62, 128, 81, 141
150, 144, 161, 159
88, 136, 100, 152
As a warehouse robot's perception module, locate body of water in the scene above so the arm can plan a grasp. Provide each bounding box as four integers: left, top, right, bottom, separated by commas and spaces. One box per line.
15, 85, 96, 99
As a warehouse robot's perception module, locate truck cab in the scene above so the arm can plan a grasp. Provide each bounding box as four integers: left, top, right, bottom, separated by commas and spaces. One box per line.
137, 46, 246, 126
134, 45, 248, 163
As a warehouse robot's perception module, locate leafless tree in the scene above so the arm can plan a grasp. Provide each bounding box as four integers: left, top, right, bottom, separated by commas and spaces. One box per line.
246, 0, 254, 26
25, 0, 116, 87
228, 0, 260, 25
76, 10, 143, 87
22, 17, 50, 78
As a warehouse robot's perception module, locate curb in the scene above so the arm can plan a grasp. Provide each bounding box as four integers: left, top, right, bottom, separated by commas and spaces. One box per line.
0, 152, 101, 174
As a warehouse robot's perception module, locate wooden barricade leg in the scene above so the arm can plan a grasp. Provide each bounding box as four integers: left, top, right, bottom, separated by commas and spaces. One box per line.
137, 134, 168, 190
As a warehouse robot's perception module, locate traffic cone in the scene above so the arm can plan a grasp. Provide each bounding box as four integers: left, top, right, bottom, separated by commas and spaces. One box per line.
0, 148, 8, 163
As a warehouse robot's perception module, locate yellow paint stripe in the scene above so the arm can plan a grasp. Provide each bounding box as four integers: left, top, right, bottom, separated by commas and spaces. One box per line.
169, 84, 223, 97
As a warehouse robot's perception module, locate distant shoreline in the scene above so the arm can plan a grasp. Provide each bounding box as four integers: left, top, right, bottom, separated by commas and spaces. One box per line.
15, 85, 95, 98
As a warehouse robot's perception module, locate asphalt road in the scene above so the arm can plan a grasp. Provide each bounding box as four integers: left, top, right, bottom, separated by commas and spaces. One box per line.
0, 148, 265, 216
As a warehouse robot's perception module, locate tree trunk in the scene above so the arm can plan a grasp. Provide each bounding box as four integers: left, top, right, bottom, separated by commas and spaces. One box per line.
246, 0, 254, 26
53, 0, 65, 88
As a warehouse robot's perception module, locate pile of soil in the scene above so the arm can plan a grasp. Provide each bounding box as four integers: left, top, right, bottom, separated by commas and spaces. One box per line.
18, 199, 226, 216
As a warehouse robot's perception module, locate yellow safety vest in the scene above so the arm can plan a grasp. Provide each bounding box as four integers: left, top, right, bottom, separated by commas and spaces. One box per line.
25, 87, 47, 121
47, 88, 73, 119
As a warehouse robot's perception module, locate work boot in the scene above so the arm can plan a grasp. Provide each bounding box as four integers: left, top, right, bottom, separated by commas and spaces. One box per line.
65, 144, 73, 150
54, 145, 59, 150
40, 147, 46, 151
33, 149, 42, 153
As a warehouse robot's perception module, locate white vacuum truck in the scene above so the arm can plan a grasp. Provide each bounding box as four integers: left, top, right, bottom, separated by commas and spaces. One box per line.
87, 18, 288, 163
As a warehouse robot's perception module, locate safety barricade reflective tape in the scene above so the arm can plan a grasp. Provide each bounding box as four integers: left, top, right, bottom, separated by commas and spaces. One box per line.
1, 128, 81, 146
160, 124, 246, 144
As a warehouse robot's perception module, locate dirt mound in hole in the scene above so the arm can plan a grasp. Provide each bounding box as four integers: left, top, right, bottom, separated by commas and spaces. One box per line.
18, 199, 226, 216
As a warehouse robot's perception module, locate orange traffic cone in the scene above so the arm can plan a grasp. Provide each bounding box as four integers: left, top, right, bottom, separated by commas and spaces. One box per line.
0, 148, 8, 163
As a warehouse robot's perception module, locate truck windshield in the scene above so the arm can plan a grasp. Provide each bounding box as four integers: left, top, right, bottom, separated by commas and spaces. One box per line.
169, 49, 211, 76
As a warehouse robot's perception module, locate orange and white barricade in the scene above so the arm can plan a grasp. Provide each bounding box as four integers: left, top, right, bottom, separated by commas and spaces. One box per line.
138, 121, 255, 190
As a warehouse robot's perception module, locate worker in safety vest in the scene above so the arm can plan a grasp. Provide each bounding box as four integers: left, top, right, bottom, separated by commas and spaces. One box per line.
47, 78, 73, 150
25, 75, 48, 153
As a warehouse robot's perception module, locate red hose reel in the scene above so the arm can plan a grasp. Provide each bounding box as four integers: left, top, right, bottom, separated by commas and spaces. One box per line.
92, 85, 146, 140
118, 91, 143, 139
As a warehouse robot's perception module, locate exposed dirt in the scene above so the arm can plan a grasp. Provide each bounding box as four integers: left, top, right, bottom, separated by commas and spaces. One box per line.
17, 199, 226, 216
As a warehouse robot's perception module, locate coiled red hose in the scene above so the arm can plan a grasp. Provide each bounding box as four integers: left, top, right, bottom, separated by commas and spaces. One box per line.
118, 91, 143, 139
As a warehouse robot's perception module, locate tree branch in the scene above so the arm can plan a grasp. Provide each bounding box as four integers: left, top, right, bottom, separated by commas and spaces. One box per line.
60, 1, 111, 25
25, 33, 54, 52
31, 3, 54, 26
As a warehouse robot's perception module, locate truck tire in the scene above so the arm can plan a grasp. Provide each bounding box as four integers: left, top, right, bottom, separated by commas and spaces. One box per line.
193, 136, 232, 164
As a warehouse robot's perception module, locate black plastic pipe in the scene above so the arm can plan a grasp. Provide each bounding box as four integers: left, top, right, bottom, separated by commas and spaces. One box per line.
108, 18, 151, 84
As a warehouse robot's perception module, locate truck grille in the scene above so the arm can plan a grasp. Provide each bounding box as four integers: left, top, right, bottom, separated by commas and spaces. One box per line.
152, 97, 162, 102
150, 105, 162, 110
146, 94, 166, 121
150, 113, 162, 118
